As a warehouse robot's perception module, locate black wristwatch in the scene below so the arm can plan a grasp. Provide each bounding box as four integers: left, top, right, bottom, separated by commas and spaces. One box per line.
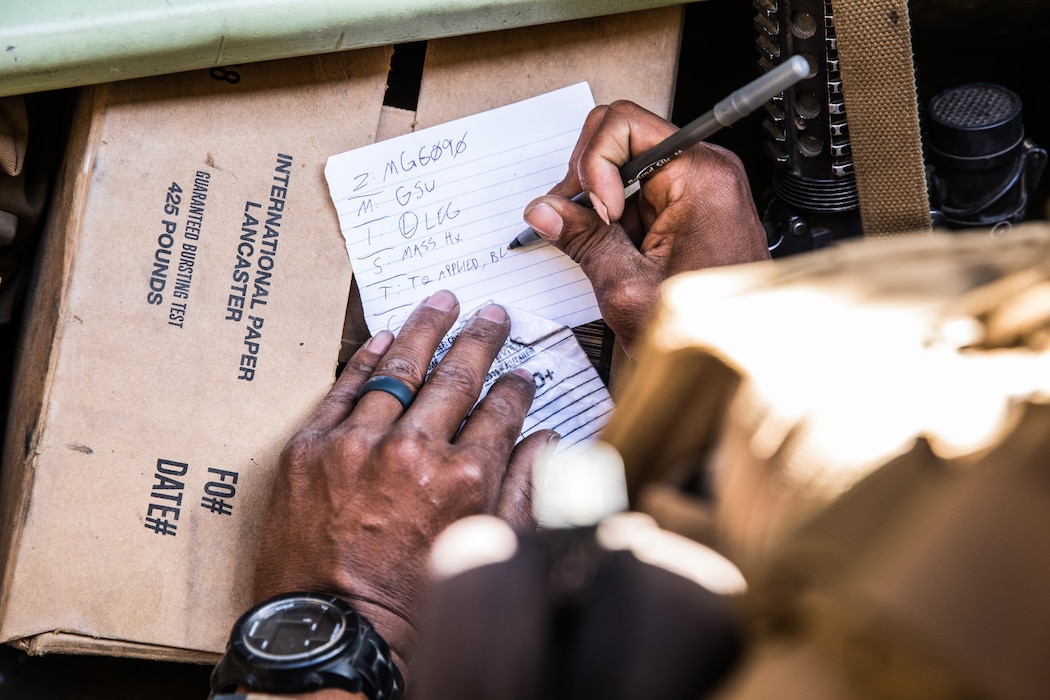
210, 591, 404, 700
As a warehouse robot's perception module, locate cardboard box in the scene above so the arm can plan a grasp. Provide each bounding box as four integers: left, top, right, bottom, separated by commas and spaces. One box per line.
0, 6, 683, 662
346, 5, 685, 364
0, 48, 393, 661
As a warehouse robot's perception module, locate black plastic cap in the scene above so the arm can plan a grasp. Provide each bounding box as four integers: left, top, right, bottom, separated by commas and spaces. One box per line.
927, 83, 1024, 168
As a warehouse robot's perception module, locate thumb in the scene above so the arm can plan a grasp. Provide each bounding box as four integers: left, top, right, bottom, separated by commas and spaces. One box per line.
523, 195, 642, 288
497, 430, 557, 531
524, 195, 659, 350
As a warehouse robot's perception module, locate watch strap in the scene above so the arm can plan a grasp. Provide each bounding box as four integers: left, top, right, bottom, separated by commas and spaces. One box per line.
211, 592, 403, 700
323, 610, 404, 700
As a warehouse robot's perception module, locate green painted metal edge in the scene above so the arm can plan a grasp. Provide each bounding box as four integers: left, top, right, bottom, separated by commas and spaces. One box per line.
0, 0, 684, 97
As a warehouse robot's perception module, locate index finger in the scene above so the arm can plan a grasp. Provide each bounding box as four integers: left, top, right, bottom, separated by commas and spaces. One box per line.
546, 104, 610, 200
575, 101, 678, 225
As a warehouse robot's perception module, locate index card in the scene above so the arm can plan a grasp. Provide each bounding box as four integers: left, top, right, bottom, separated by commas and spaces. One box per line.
325, 82, 601, 335
429, 304, 615, 456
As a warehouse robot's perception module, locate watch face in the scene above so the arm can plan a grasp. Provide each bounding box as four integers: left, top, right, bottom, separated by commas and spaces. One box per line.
242, 595, 347, 662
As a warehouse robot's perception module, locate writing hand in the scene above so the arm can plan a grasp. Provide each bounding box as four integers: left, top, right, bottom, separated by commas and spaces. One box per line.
252, 290, 555, 685
523, 101, 769, 352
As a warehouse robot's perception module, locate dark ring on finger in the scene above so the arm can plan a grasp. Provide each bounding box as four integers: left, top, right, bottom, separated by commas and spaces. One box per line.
359, 375, 415, 412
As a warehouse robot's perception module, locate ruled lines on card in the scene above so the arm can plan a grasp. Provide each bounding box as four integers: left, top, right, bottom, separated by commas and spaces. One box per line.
325, 82, 601, 335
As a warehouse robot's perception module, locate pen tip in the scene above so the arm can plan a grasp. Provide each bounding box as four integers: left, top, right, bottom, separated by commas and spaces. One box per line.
507, 240, 521, 250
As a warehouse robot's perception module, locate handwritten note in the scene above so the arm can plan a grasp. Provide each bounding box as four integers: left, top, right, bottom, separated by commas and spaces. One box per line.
430, 304, 615, 456
325, 82, 601, 335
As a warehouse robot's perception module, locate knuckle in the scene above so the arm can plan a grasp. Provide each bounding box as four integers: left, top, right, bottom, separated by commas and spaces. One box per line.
375, 355, 426, 386
452, 456, 487, 489
561, 219, 607, 264
691, 144, 749, 192
376, 430, 493, 511
600, 269, 649, 307
460, 314, 508, 344
430, 357, 487, 396
280, 429, 321, 467
344, 354, 377, 376
282, 424, 376, 472
587, 103, 611, 120
607, 99, 642, 118
580, 104, 612, 136
482, 377, 533, 416
378, 424, 432, 464
445, 450, 491, 494
411, 305, 457, 337
600, 280, 655, 342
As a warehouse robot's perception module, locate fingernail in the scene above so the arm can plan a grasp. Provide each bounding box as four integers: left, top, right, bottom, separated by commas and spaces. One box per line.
476, 303, 508, 323
425, 289, 457, 312
523, 203, 563, 240
510, 367, 534, 381
365, 330, 393, 355
591, 196, 611, 225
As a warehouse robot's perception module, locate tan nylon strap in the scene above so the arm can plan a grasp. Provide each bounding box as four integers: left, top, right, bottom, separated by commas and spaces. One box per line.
0, 96, 28, 177
833, 0, 932, 236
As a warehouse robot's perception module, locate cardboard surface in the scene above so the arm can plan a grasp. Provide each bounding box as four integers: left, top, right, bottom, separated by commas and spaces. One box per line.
411, 6, 684, 390
341, 6, 684, 360
415, 5, 684, 127
0, 6, 683, 662
0, 48, 392, 660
